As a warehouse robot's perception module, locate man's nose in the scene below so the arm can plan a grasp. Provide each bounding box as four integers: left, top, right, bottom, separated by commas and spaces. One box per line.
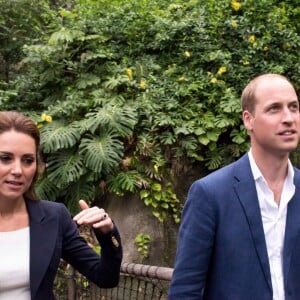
282, 108, 294, 123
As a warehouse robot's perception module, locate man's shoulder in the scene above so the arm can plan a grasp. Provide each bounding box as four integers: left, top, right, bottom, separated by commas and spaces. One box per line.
293, 166, 300, 184
202, 153, 249, 181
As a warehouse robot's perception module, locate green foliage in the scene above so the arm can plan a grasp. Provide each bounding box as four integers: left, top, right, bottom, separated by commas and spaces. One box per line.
106, 171, 141, 194
135, 233, 151, 260
1, 0, 299, 218
140, 182, 181, 224
79, 131, 124, 174
40, 121, 81, 152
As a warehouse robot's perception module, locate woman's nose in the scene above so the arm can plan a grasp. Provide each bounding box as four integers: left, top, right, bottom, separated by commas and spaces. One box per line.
11, 161, 22, 175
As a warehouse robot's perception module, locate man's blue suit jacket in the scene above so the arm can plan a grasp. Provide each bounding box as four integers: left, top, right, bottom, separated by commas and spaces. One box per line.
25, 198, 122, 300
169, 154, 300, 299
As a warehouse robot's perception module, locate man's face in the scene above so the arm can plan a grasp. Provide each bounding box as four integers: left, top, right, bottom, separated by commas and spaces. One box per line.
243, 77, 300, 157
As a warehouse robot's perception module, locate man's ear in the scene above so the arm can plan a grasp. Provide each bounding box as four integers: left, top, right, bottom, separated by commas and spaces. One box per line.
243, 110, 254, 131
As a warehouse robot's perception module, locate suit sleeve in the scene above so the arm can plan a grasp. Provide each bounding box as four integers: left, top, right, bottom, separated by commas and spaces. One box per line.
168, 180, 216, 299
59, 204, 122, 288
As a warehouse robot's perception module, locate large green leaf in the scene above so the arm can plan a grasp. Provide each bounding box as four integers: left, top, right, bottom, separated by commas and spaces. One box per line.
79, 131, 124, 174
46, 150, 86, 187
82, 105, 137, 136
40, 121, 81, 153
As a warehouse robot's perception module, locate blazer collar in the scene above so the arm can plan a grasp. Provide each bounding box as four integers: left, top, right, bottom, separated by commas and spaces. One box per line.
283, 169, 300, 285
233, 154, 273, 292
233, 155, 300, 291
26, 199, 59, 299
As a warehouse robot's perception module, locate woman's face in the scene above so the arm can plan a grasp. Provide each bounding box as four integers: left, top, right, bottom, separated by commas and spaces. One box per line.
0, 130, 37, 202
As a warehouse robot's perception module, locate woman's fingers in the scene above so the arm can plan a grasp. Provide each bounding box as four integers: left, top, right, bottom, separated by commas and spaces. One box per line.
73, 200, 114, 233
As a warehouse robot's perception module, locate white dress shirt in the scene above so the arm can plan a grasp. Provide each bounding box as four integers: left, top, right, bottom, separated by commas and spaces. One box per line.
248, 151, 295, 300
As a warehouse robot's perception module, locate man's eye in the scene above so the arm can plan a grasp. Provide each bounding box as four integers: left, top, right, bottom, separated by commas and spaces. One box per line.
269, 106, 279, 112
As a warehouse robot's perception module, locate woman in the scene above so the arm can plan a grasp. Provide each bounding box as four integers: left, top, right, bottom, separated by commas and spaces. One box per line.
0, 111, 122, 299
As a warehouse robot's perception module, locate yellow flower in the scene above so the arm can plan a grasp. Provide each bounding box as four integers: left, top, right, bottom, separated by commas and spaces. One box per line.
207, 71, 212, 76
217, 66, 227, 75
140, 80, 146, 89
45, 115, 52, 123
231, 21, 238, 28
248, 35, 256, 43
263, 46, 269, 51
126, 68, 133, 80
231, 0, 241, 11
184, 51, 191, 58
41, 113, 47, 121
154, 164, 159, 172
243, 60, 250, 65
178, 76, 186, 81
210, 77, 217, 84
41, 113, 52, 123
37, 124, 43, 129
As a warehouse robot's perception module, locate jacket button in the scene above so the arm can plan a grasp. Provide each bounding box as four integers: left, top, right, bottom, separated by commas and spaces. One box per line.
111, 236, 119, 248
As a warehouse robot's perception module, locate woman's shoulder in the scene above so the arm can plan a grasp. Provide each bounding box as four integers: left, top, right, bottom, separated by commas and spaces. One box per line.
26, 198, 68, 215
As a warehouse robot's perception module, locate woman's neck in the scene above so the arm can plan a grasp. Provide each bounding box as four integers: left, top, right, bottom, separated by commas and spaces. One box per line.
0, 198, 29, 231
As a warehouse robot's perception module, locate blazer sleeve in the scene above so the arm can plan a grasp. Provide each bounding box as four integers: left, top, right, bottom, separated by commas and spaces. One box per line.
59, 204, 122, 288
168, 179, 216, 299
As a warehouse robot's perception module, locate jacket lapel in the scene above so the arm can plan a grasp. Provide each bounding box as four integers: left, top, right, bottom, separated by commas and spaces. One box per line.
233, 155, 272, 291
283, 169, 300, 285
26, 199, 58, 299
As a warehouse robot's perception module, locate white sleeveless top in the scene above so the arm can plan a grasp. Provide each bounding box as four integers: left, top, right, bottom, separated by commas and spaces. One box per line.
0, 227, 30, 300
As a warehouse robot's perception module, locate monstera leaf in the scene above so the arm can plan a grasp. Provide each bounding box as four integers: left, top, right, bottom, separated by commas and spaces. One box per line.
40, 120, 81, 153
79, 130, 124, 174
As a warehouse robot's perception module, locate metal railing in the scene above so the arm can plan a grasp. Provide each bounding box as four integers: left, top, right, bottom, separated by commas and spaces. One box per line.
54, 262, 174, 300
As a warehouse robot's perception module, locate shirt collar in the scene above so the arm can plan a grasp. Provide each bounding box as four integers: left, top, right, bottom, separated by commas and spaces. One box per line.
248, 149, 294, 183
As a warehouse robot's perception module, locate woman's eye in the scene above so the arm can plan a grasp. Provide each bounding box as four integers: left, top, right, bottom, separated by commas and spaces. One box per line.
23, 157, 35, 165
0, 155, 12, 163
290, 104, 299, 111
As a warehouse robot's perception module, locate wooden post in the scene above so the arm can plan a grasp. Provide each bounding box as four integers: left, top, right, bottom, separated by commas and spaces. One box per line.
67, 265, 77, 300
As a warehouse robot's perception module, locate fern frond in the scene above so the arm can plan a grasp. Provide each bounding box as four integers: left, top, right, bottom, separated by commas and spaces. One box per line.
91, 90, 126, 107
76, 73, 101, 89
40, 121, 81, 153
107, 171, 140, 193
79, 131, 124, 174
103, 74, 130, 90
49, 27, 84, 44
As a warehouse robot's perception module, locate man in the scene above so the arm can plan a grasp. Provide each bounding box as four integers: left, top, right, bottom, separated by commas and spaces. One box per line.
168, 74, 300, 299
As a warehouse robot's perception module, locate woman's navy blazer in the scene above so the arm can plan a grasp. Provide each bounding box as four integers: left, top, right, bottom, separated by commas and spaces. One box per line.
25, 198, 122, 300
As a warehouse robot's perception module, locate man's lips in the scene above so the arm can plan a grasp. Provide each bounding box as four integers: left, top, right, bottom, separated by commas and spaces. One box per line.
278, 129, 297, 136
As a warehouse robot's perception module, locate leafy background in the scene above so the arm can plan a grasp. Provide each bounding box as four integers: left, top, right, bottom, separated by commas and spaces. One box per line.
0, 0, 299, 221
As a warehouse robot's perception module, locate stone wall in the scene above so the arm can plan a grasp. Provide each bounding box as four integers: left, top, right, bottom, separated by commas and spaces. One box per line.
99, 166, 204, 267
